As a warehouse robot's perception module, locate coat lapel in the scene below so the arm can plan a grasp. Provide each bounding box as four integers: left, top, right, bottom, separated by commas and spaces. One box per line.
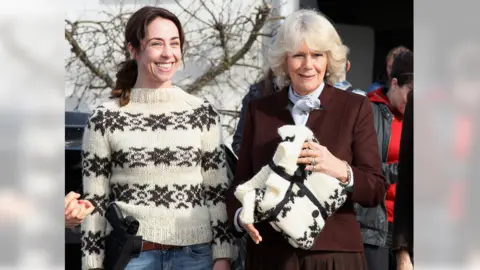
272, 84, 338, 146
272, 87, 295, 125
306, 84, 337, 145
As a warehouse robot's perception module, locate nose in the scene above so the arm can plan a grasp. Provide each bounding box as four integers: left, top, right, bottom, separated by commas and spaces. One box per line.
161, 44, 173, 58
304, 55, 313, 69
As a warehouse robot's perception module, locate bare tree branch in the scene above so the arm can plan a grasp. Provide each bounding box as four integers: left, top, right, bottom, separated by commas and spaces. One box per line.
174, 0, 213, 27
234, 63, 264, 70
185, 4, 271, 95
267, 16, 286, 22
218, 109, 240, 118
65, 22, 114, 88
257, 33, 274, 37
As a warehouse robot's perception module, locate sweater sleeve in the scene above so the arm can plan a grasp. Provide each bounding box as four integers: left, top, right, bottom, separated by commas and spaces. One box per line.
80, 107, 112, 270
201, 103, 235, 260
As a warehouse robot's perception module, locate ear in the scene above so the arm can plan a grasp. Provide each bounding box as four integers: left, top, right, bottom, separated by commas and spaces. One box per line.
346, 60, 351, 72
391, 78, 399, 89
128, 43, 137, 59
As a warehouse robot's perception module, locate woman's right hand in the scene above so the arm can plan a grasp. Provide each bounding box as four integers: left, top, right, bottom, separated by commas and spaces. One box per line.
238, 210, 262, 244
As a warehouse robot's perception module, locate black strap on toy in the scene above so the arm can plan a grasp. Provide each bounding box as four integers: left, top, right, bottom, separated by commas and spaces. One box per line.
265, 161, 329, 222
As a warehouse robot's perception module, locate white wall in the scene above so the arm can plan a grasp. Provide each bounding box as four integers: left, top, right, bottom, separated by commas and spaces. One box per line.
336, 24, 375, 90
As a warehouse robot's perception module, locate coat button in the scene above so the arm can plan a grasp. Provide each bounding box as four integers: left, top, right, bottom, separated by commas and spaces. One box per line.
312, 210, 320, 218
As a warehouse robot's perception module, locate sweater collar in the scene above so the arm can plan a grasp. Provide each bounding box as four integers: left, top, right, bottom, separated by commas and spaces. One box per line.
130, 86, 183, 104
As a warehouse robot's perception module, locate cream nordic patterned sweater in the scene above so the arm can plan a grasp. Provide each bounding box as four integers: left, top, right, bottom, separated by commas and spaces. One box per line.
80, 86, 234, 269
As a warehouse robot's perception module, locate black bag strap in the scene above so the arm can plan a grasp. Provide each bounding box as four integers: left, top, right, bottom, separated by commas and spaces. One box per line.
295, 182, 329, 220
265, 161, 329, 222
268, 161, 294, 182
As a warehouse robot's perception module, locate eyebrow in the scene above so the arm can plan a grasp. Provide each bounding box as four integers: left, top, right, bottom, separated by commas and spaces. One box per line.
147, 37, 180, 42
292, 51, 323, 55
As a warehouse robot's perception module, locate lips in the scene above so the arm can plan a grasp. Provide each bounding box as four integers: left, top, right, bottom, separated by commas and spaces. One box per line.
299, 74, 316, 79
155, 62, 174, 72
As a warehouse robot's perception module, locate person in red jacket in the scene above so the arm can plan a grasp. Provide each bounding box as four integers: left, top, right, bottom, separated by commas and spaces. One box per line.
368, 86, 405, 226
356, 51, 413, 270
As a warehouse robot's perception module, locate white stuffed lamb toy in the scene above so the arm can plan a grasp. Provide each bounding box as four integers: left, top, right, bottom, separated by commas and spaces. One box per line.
234, 125, 348, 249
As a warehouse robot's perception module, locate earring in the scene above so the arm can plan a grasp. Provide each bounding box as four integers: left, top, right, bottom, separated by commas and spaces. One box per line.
326, 72, 330, 76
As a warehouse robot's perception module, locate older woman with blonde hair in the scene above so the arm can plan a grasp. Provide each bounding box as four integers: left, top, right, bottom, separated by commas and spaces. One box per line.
226, 9, 386, 270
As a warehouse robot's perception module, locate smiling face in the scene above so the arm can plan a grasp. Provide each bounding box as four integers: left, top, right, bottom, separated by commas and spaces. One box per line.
286, 42, 328, 95
130, 17, 181, 88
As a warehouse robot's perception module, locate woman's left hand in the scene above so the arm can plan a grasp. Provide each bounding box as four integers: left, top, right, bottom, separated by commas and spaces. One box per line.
297, 141, 349, 183
213, 259, 231, 270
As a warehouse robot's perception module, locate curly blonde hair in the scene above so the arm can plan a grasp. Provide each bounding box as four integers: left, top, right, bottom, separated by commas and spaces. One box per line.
267, 9, 349, 88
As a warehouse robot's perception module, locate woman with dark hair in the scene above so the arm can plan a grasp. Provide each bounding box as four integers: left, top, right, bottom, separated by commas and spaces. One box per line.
81, 6, 234, 270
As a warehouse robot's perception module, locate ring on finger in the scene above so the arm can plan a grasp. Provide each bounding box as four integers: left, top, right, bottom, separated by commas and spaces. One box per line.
311, 157, 317, 167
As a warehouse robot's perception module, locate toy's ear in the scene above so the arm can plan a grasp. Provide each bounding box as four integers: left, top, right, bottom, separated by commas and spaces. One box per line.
296, 126, 314, 142
284, 135, 295, 142
277, 125, 313, 140
277, 125, 314, 152
277, 125, 298, 140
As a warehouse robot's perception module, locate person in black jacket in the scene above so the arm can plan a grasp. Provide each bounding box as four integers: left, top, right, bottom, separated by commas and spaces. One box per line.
393, 90, 414, 269
231, 69, 277, 156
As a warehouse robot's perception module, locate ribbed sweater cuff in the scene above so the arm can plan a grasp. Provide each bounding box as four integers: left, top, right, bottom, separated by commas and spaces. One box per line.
82, 253, 104, 270
212, 242, 234, 260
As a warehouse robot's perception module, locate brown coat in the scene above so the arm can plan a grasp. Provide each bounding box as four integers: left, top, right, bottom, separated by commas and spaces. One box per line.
226, 84, 387, 256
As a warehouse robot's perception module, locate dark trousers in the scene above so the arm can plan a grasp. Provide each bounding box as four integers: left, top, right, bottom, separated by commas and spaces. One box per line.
364, 244, 396, 270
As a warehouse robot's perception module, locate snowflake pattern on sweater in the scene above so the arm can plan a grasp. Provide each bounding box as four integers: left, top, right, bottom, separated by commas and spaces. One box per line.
80, 87, 234, 269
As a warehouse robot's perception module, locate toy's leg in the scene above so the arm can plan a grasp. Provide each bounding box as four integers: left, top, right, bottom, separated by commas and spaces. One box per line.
234, 165, 271, 225
234, 165, 271, 202
237, 189, 257, 224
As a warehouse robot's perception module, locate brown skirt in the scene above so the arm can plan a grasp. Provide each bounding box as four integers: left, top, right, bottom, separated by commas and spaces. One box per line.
245, 248, 368, 270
